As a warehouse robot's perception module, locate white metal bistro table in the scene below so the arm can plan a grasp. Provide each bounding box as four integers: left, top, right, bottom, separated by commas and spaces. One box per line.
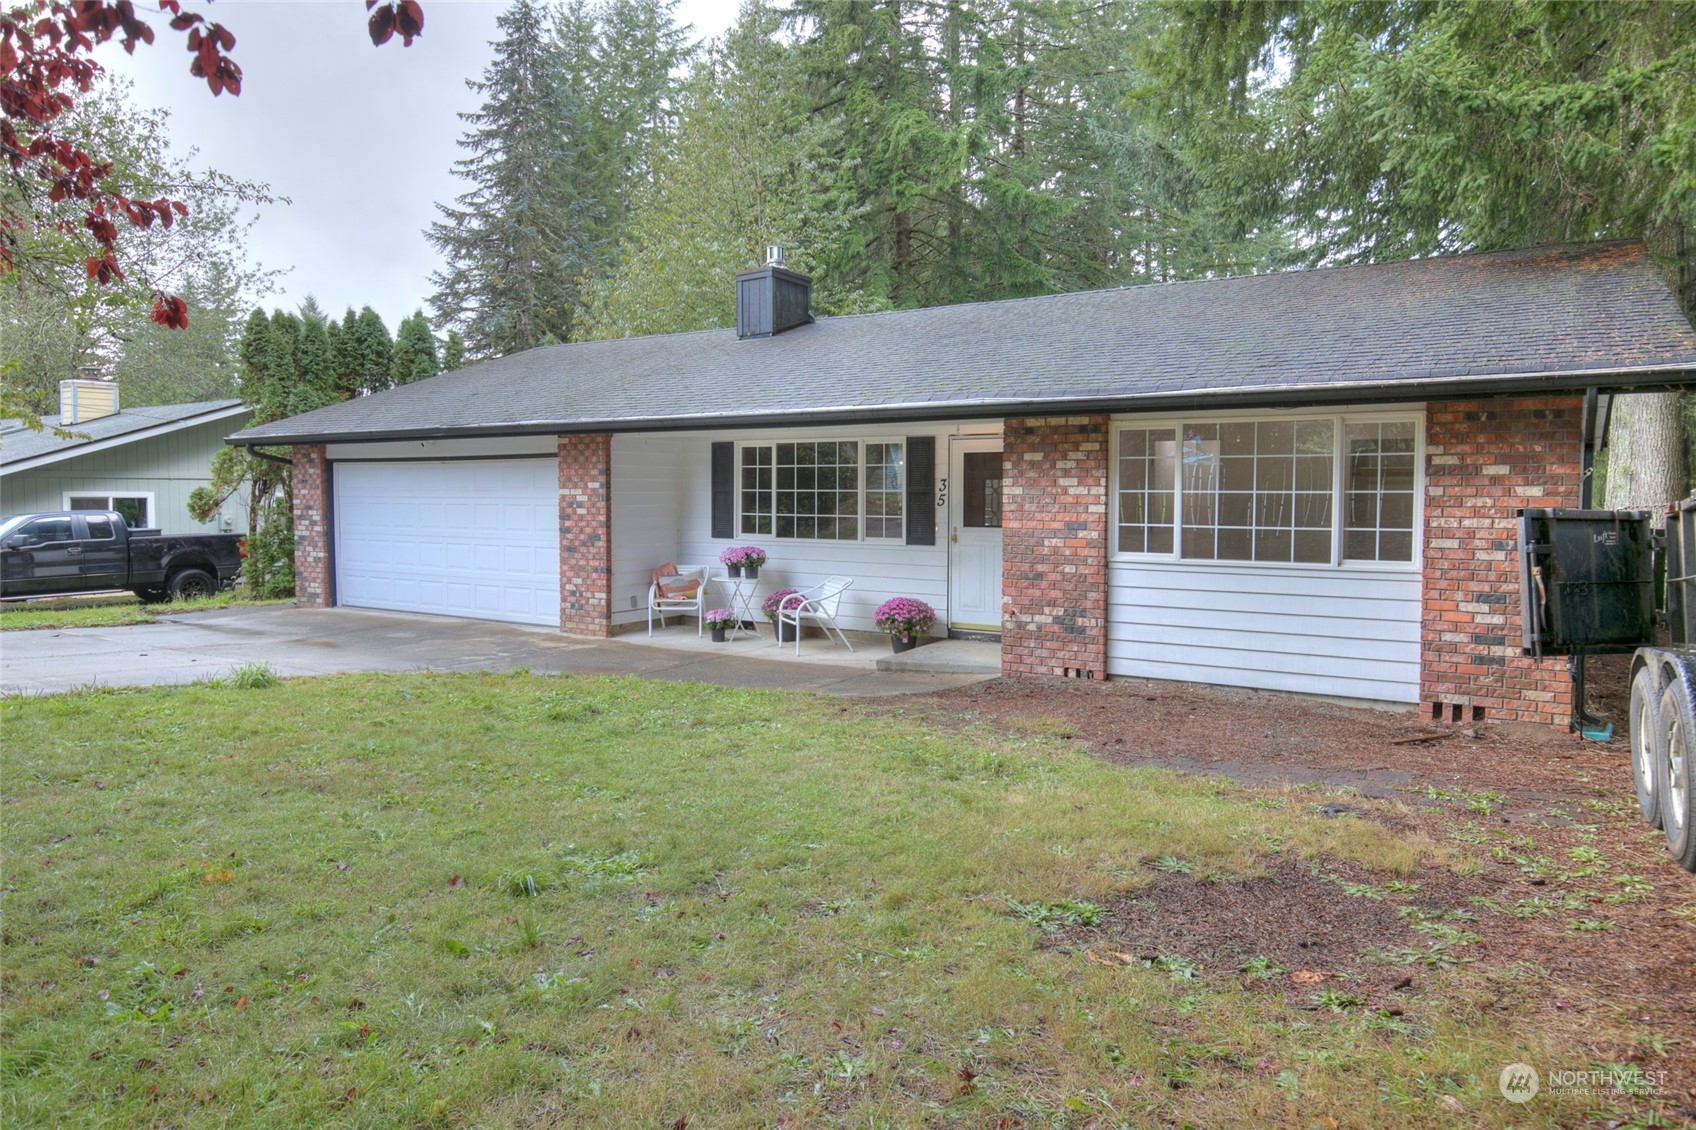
711, 572, 762, 640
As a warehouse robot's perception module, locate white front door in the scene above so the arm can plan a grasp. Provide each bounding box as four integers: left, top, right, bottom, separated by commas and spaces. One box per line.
948, 437, 1004, 633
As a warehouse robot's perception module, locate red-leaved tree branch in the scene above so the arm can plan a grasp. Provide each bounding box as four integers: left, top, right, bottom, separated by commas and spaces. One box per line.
0, 0, 422, 330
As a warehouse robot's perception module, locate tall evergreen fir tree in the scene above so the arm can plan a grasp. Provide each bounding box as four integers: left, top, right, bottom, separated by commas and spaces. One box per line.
391, 311, 440, 385
350, 307, 395, 395
292, 303, 337, 416
428, 0, 604, 358
580, 0, 693, 241
441, 331, 467, 373
328, 306, 364, 400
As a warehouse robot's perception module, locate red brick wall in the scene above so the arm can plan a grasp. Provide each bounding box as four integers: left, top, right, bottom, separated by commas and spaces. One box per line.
1423, 396, 1583, 724
1001, 415, 1110, 679
291, 443, 332, 608
558, 434, 612, 637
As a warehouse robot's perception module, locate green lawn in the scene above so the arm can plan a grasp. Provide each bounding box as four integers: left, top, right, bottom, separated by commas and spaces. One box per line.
0, 674, 1643, 1127
0, 592, 285, 631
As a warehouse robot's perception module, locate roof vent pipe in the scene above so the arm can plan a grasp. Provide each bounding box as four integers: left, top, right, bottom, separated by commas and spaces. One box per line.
736, 249, 812, 339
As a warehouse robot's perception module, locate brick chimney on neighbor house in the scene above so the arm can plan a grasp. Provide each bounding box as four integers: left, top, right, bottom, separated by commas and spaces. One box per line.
59, 379, 118, 424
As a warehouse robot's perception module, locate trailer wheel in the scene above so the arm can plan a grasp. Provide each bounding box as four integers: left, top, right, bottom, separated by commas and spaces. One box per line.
1657, 678, 1696, 873
1630, 666, 1664, 829
167, 568, 216, 601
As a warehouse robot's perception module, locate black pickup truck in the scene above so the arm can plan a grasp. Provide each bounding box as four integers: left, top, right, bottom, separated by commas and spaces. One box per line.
0, 511, 244, 603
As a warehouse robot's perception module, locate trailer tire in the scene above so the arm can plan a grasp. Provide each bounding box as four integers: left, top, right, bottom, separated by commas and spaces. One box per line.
1657, 678, 1696, 873
167, 568, 216, 601
1630, 666, 1664, 829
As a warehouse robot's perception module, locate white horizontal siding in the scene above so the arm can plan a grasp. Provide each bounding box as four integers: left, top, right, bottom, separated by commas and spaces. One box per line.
610, 435, 684, 627
1108, 560, 1421, 702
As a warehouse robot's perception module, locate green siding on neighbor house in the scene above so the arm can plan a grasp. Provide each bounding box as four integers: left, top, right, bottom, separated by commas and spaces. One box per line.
0, 415, 250, 535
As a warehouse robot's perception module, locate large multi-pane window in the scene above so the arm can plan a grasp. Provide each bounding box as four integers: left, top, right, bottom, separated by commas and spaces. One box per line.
1114, 415, 1419, 566
739, 439, 905, 541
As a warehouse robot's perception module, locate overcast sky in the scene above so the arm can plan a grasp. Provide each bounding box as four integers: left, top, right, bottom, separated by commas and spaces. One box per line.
102, 0, 745, 332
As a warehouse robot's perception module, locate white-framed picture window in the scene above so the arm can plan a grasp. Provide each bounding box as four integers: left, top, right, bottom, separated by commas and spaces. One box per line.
65, 492, 152, 529
738, 439, 905, 542
1113, 411, 1421, 568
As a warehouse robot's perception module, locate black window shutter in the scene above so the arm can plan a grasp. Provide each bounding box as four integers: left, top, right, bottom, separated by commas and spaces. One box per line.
711, 441, 735, 539
905, 436, 936, 546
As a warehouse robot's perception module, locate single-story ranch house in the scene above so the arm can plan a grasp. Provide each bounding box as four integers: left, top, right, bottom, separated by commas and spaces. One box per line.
231, 241, 1696, 724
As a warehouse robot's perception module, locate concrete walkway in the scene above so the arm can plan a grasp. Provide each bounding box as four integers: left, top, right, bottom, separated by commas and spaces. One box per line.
0, 605, 998, 697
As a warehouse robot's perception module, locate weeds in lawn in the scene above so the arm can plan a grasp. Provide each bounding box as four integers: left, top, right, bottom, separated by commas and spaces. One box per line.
1004, 896, 1105, 932
1240, 956, 1286, 980
1150, 854, 1192, 874
224, 661, 279, 688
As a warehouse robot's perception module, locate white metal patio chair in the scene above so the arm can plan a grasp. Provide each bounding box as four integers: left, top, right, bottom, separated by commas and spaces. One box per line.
647, 563, 709, 636
776, 576, 855, 656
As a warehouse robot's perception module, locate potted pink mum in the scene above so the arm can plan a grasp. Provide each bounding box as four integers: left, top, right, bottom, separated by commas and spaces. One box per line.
875, 597, 936, 653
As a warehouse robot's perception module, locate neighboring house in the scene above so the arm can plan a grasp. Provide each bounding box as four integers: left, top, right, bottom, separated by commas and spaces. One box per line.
1, 382, 251, 535
230, 241, 1696, 723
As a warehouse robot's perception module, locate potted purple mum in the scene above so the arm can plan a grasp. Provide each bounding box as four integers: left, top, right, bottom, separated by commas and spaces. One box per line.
875, 597, 936, 653
762, 587, 799, 642
704, 608, 737, 642
718, 545, 767, 579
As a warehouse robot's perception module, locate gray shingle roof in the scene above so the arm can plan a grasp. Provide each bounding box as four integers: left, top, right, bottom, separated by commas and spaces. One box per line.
1, 399, 246, 468
232, 241, 1696, 446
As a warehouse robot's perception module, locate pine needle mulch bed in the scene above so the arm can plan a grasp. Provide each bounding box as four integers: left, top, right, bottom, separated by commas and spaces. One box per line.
4, 671, 1692, 1128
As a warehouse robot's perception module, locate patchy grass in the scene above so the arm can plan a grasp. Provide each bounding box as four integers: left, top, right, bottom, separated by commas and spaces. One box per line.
0, 591, 286, 631
0, 673, 1665, 1128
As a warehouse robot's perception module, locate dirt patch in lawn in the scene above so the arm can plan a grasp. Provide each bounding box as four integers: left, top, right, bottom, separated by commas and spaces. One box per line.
874, 657, 1696, 1106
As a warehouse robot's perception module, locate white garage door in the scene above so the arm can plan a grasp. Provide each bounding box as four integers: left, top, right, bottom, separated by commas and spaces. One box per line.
333, 460, 559, 627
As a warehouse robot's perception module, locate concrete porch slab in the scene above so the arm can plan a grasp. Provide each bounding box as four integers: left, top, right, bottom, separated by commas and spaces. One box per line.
618, 625, 1002, 678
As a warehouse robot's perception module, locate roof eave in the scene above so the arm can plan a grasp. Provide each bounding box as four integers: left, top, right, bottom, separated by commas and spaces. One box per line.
2, 402, 251, 475
228, 364, 1696, 447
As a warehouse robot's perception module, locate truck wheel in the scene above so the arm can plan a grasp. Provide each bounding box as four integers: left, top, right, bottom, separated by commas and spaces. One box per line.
1630, 666, 1664, 829
167, 568, 216, 601
1657, 678, 1696, 873
133, 586, 170, 605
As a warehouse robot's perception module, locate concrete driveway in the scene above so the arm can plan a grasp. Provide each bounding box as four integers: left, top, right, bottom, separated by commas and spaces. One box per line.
0, 605, 995, 697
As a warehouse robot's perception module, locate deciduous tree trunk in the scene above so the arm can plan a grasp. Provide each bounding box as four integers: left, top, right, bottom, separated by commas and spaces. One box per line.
1604, 391, 1687, 523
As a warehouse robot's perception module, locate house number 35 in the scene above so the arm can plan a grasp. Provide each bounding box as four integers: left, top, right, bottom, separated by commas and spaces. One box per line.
935, 477, 948, 508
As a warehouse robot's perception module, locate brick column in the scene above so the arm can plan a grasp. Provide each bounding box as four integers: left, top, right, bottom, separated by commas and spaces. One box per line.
558, 434, 612, 637
291, 444, 332, 608
1423, 397, 1582, 724
1001, 415, 1110, 679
